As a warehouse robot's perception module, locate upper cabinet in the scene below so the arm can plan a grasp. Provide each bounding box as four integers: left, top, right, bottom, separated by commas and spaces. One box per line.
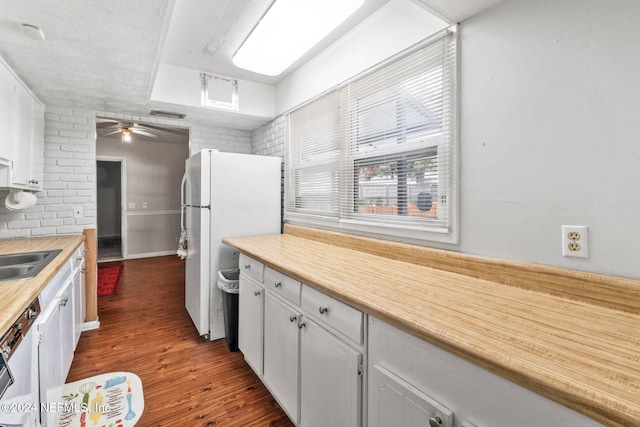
0, 58, 45, 191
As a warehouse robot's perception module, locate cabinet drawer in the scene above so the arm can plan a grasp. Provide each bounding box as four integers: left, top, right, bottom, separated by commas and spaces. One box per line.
239, 254, 264, 283
264, 267, 301, 305
301, 285, 363, 344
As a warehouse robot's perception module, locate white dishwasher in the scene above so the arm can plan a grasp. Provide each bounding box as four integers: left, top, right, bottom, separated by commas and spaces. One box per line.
0, 298, 40, 427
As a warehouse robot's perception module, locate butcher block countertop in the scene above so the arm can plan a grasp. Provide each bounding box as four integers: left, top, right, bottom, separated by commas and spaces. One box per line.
223, 225, 640, 427
0, 235, 84, 334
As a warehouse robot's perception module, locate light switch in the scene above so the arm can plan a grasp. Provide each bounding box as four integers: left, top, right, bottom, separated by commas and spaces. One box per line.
128, 202, 135, 209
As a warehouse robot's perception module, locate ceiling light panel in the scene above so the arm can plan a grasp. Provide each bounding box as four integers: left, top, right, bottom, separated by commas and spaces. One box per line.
233, 0, 364, 76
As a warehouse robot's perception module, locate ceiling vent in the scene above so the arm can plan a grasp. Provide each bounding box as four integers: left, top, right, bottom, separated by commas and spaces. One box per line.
149, 110, 186, 120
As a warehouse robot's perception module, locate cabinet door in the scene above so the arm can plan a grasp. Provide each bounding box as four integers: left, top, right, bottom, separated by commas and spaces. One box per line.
0, 63, 13, 161
238, 276, 264, 376
300, 318, 362, 427
10, 82, 32, 186
29, 100, 44, 189
58, 279, 75, 379
37, 293, 65, 427
263, 292, 300, 423
72, 260, 86, 348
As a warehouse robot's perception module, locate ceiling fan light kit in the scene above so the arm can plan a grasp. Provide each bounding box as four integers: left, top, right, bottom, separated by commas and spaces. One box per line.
121, 128, 133, 143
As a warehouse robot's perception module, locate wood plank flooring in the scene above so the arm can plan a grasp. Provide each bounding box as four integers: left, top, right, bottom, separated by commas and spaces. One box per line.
68, 256, 294, 427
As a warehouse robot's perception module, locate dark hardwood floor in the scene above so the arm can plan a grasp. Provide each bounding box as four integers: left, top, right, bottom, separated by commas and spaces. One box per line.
68, 256, 294, 427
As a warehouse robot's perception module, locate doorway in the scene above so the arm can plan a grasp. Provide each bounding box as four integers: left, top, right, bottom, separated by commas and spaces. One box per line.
96, 159, 124, 261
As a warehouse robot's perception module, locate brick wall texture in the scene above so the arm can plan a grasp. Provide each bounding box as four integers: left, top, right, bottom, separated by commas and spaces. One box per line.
0, 106, 97, 238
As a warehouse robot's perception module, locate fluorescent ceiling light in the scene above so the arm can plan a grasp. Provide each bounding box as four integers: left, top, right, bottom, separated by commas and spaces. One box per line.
233, 0, 364, 76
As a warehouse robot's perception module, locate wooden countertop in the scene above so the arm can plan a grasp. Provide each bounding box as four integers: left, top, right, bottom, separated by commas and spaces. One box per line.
224, 228, 640, 427
0, 235, 85, 334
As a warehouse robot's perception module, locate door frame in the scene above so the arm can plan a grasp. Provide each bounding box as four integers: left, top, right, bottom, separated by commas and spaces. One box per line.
96, 156, 127, 259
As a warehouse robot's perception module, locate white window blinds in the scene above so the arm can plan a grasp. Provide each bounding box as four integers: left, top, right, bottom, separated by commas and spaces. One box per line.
286, 29, 458, 243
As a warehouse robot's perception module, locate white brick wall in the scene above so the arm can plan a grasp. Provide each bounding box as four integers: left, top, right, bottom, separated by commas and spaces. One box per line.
190, 124, 252, 155
0, 106, 97, 238
251, 116, 286, 158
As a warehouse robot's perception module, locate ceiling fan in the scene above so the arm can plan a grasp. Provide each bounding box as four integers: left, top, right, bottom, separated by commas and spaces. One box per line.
96, 118, 160, 143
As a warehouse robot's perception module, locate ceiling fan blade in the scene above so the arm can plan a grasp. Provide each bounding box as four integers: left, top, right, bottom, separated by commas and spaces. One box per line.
139, 123, 187, 135
130, 128, 157, 137
103, 130, 122, 136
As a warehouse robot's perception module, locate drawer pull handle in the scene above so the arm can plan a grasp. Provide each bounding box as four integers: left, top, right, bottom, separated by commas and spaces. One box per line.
274, 281, 282, 288
298, 321, 306, 330
429, 416, 443, 427
253, 290, 261, 296
289, 315, 297, 322
318, 306, 329, 315
60, 297, 69, 307
81, 268, 86, 273
244, 264, 251, 269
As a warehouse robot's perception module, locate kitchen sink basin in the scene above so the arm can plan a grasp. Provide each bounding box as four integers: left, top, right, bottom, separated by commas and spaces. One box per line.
0, 249, 62, 282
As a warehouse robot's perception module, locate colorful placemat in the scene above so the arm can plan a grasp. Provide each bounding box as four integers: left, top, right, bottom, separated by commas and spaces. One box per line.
97, 266, 123, 296
54, 372, 143, 427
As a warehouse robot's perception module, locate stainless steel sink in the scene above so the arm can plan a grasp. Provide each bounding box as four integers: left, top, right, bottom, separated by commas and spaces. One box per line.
0, 249, 62, 282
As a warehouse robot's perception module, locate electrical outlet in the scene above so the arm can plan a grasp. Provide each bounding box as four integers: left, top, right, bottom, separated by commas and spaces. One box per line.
562, 225, 588, 258
128, 202, 135, 209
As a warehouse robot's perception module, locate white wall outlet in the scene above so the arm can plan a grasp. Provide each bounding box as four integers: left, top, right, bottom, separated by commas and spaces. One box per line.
562, 225, 588, 258
73, 205, 83, 219
142, 202, 148, 209
128, 202, 135, 209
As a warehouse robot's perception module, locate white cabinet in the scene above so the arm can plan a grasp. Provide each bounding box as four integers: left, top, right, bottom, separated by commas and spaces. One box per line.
238, 275, 264, 375
368, 316, 604, 427
71, 243, 86, 347
37, 278, 75, 427
0, 58, 44, 190
299, 317, 362, 427
263, 292, 301, 423
0, 62, 14, 161
238, 255, 365, 427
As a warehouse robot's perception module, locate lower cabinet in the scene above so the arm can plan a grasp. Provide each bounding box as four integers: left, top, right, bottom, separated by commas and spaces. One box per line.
238, 255, 365, 427
263, 292, 301, 422
238, 275, 264, 376
368, 316, 604, 427
37, 277, 75, 427
299, 317, 362, 427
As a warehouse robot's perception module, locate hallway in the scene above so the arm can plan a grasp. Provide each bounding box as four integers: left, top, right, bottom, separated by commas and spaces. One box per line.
67, 256, 293, 426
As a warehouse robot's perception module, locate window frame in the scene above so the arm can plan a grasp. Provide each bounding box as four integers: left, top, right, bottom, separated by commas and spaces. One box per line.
285, 27, 459, 245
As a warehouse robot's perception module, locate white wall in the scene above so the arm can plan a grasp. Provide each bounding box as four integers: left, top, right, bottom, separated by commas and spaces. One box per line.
458, 0, 640, 278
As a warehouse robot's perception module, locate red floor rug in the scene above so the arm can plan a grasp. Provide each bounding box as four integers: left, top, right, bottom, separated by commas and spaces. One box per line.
97, 266, 123, 296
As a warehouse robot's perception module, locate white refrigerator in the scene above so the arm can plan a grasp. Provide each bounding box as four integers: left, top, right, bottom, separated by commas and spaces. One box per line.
181, 149, 281, 340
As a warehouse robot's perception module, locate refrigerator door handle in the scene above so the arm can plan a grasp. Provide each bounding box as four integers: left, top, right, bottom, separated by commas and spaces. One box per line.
180, 172, 188, 230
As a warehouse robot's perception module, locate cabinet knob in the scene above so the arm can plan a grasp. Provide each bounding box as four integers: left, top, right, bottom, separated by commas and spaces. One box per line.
318, 306, 328, 315
60, 297, 69, 307
253, 290, 261, 296
244, 264, 251, 269
297, 321, 306, 330
429, 416, 443, 427
289, 315, 297, 323
81, 268, 86, 273
274, 281, 282, 288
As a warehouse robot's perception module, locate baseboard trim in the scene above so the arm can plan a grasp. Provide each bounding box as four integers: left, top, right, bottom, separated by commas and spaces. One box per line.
82, 319, 100, 331
126, 250, 177, 260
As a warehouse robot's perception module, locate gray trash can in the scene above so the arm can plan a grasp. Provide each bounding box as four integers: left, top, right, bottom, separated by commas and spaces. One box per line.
217, 268, 240, 352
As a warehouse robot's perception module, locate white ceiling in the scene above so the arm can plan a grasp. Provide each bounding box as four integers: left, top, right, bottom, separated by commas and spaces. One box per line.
0, 0, 503, 131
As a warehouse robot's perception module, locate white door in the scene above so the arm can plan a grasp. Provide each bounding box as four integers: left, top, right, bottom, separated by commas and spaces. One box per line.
238, 276, 264, 376
72, 260, 86, 347
37, 294, 65, 427
184, 151, 211, 337
11, 82, 32, 186
300, 318, 362, 427
0, 63, 13, 161
263, 292, 300, 423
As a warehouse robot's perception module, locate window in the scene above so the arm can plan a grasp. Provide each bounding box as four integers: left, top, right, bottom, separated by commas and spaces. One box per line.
286, 28, 457, 243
